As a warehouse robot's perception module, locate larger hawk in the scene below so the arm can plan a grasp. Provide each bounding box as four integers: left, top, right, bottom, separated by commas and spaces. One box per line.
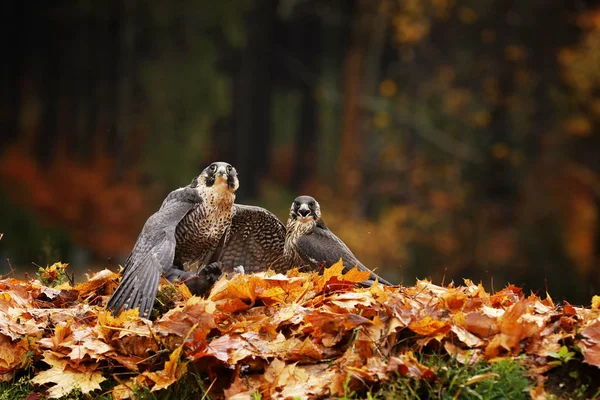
107, 162, 287, 317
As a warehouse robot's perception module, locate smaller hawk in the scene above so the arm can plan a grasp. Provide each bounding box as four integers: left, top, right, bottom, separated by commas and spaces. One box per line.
284, 195, 393, 286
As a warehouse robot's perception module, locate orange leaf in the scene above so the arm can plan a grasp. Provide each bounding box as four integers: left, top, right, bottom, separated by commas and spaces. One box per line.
408, 316, 450, 337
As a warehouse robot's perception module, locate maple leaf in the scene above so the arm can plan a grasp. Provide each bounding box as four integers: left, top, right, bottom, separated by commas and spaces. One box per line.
155, 297, 216, 340
209, 274, 264, 313
451, 325, 485, 347
579, 318, 600, 368
31, 352, 106, 398
408, 315, 450, 337
111, 378, 137, 400
340, 265, 372, 283
444, 342, 482, 365
439, 288, 467, 312
257, 275, 309, 306
304, 310, 371, 347
329, 291, 377, 311
387, 352, 435, 380
38, 322, 73, 351
72, 269, 120, 298
0, 336, 32, 377
144, 344, 188, 391
2, 258, 600, 399
316, 260, 345, 291
199, 334, 254, 364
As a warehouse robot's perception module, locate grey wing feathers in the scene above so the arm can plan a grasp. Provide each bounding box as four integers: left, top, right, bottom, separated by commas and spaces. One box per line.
296, 226, 392, 286
107, 187, 201, 317
215, 204, 287, 273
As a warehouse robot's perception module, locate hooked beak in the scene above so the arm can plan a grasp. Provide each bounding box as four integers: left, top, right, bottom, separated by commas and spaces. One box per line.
216, 166, 228, 180
297, 203, 311, 218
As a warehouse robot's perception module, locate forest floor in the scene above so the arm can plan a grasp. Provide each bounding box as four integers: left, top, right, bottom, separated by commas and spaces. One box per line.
0, 261, 599, 399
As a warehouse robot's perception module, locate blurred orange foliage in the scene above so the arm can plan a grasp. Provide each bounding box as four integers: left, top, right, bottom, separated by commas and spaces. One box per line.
0, 141, 154, 257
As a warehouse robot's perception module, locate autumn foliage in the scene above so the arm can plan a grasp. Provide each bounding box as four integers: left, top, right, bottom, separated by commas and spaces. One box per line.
0, 261, 598, 399
0, 142, 151, 256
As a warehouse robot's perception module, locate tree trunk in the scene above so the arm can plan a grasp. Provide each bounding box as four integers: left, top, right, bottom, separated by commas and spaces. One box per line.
232, 0, 276, 200
291, 14, 321, 191
36, 3, 60, 164
115, 0, 136, 173
0, 1, 24, 155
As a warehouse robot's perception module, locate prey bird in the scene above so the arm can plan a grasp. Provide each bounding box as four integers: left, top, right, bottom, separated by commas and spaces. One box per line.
284, 195, 393, 286
107, 162, 287, 317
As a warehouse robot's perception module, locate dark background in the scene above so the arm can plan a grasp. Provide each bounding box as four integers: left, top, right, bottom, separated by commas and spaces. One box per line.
1, 0, 599, 304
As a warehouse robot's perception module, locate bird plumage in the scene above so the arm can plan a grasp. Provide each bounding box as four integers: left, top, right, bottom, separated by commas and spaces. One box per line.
106, 185, 203, 317
107, 162, 287, 317
216, 204, 288, 273
284, 195, 393, 286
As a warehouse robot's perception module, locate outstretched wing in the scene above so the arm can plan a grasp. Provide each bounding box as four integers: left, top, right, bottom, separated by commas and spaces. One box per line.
107, 187, 201, 317
214, 204, 287, 273
296, 223, 393, 286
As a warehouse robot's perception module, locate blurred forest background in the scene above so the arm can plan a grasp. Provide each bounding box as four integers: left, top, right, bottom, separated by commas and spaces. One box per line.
1, 0, 599, 304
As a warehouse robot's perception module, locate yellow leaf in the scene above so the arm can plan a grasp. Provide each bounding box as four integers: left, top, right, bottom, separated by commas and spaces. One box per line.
466, 373, 500, 385
144, 345, 188, 391
31, 353, 105, 398
340, 266, 371, 284
408, 316, 450, 336
317, 260, 345, 291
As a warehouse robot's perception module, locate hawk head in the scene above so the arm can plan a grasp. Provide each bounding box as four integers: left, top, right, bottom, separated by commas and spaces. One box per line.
192, 162, 239, 192
290, 195, 321, 223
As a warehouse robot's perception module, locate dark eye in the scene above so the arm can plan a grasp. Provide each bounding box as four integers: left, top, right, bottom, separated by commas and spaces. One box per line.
294, 201, 300, 207
209, 165, 217, 172
226, 165, 232, 173
309, 202, 315, 208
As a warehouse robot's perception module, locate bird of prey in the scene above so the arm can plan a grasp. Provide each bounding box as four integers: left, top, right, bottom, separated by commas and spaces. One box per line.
107, 162, 287, 317
284, 195, 393, 286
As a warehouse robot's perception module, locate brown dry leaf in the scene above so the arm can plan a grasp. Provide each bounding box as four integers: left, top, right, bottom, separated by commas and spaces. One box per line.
439, 288, 467, 312
408, 315, 451, 337
530, 383, 552, 400
155, 298, 216, 340
328, 290, 377, 311
340, 265, 372, 283
316, 260, 345, 291
451, 326, 485, 347
304, 311, 371, 347
209, 274, 267, 313
465, 373, 500, 385
111, 378, 137, 399
197, 334, 254, 364
38, 322, 74, 351
387, 352, 435, 380
0, 308, 45, 340
1, 261, 599, 399
579, 318, 600, 368
563, 301, 577, 316
72, 269, 119, 298
143, 344, 187, 391
257, 275, 309, 306
444, 342, 482, 365
465, 312, 500, 339
484, 300, 532, 358
0, 336, 32, 377
31, 352, 106, 398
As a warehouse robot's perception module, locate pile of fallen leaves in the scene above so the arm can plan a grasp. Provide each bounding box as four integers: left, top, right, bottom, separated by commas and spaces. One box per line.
0, 262, 599, 399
